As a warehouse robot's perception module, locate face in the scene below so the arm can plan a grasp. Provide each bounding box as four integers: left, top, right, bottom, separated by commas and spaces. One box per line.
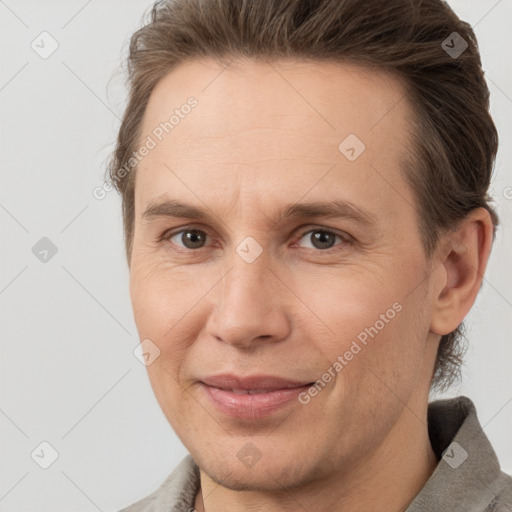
129, 58, 440, 491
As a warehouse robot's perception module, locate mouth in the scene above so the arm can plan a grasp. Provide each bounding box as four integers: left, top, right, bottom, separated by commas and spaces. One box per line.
199, 374, 315, 419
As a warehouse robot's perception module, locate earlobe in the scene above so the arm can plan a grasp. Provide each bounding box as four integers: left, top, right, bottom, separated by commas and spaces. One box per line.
430, 208, 494, 336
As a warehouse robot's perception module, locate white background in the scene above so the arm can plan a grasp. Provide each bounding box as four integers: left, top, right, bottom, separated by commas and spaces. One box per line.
1, 1, 511, 510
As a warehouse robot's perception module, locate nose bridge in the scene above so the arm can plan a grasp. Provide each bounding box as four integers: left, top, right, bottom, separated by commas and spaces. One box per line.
225, 248, 270, 305
207, 242, 289, 347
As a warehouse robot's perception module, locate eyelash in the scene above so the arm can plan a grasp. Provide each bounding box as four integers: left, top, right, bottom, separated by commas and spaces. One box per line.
159, 225, 353, 254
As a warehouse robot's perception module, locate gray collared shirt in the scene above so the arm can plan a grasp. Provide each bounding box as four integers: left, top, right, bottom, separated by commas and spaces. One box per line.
120, 396, 512, 511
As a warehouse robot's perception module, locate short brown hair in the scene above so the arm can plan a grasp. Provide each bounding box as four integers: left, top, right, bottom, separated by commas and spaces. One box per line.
107, 0, 499, 392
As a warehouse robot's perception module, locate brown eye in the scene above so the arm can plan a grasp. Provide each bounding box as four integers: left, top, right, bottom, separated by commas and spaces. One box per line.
167, 229, 209, 250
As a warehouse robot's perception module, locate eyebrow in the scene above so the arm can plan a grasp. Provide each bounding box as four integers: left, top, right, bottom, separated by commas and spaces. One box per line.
142, 198, 377, 227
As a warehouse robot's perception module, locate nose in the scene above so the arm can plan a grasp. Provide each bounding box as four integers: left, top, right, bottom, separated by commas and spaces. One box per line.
204, 250, 291, 350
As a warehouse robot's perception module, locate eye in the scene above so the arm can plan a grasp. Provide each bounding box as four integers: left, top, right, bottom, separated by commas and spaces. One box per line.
295, 228, 351, 251
164, 228, 210, 250
160, 226, 352, 253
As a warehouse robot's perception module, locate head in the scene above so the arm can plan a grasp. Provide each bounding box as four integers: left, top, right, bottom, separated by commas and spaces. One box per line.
107, 0, 498, 494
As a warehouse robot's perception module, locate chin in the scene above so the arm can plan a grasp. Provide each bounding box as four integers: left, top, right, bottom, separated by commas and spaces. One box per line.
194, 449, 319, 492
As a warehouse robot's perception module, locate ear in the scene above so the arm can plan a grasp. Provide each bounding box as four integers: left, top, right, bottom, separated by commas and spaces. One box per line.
430, 207, 495, 336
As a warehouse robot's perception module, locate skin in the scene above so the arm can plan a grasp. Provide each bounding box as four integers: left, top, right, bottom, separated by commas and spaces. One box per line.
128, 58, 494, 512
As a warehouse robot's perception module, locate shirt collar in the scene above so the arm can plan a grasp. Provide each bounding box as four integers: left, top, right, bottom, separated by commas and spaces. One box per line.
407, 395, 506, 511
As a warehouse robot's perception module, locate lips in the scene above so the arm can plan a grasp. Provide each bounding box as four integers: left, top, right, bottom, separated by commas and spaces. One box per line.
199, 374, 315, 419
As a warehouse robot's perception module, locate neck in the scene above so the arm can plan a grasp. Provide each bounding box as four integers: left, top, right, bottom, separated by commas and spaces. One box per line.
194, 400, 438, 512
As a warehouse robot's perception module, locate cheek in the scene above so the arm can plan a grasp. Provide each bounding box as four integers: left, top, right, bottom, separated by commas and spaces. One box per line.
129, 255, 208, 339
294, 261, 430, 386
304, 274, 430, 453
129, 261, 202, 424
129, 261, 205, 401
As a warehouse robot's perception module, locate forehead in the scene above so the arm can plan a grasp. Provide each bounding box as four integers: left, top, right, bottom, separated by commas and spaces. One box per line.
141, 57, 410, 142
135, 58, 415, 225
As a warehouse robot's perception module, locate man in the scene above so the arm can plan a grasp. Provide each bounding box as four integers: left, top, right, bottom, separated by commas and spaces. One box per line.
110, 0, 512, 510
